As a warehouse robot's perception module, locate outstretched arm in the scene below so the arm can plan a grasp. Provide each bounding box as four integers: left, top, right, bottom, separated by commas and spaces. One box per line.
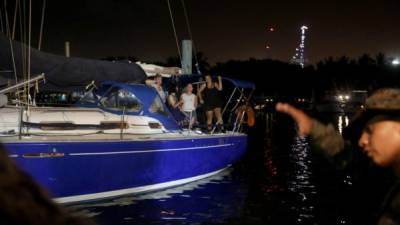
276, 102, 345, 156
275, 102, 313, 136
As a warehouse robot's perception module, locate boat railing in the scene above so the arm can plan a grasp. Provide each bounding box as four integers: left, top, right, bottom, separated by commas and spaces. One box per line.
0, 73, 45, 95
219, 87, 254, 134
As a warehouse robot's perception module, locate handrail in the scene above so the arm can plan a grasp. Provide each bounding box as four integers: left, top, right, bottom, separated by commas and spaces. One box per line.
0, 73, 45, 94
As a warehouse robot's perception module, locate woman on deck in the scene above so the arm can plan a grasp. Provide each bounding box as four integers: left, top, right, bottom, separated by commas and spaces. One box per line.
167, 82, 185, 124
198, 75, 223, 132
179, 83, 198, 129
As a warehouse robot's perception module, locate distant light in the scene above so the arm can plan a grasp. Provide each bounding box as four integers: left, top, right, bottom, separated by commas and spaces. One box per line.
345, 95, 350, 100
393, 59, 400, 66
301, 25, 309, 30
265, 45, 270, 49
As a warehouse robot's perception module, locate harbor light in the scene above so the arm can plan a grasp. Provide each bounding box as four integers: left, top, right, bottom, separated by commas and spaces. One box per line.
392, 58, 400, 66
337, 94, 350, 101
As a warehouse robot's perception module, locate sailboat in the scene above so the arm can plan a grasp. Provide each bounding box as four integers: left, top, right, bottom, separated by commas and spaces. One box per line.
0, 33, 254, 203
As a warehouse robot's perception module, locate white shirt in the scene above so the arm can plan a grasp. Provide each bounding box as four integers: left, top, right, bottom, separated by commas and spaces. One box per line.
181, 93, 196, 112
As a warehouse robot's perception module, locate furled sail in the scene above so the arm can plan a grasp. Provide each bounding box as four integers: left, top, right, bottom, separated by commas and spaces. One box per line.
0, 33, 147, 91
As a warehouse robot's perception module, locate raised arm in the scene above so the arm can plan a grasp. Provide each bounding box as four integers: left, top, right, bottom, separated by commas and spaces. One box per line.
198, 83, 206, 104
216, 76, 223, 91
275, 103, 313, 136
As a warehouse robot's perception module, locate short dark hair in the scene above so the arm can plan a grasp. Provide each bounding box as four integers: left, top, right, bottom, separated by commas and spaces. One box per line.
168, 82, 178, 93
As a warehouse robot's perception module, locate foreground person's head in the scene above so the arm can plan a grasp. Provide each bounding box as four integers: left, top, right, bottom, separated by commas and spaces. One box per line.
0, 144, 95, 225
346, 88, 400, 167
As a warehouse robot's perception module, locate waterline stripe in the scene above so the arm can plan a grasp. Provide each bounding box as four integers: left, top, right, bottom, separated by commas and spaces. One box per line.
54, 167, 229, 203
161, 217, 187, 220
69, 143, 234, 156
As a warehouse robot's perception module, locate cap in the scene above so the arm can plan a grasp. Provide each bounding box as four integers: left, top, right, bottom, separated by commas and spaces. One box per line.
343, 88, 400, 139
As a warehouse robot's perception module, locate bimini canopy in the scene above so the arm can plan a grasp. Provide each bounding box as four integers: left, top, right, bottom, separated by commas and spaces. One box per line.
171, 74, 255, 90
0, 33, 147, 91
222, 77, 255, 89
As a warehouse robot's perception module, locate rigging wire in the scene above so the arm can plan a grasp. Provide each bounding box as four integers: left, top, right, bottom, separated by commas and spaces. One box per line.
0, 4, 4, 33
11, 0, 18, 39
2, 1, 19, 101
166, 0, 182, 63
19, 0, 28, 105
3, 0, 11, 36
27, 0, 32, 107
20, 0, 26, 83
1, 0, 21, 103
180, 0, 201, 74
38, 0, 45, 50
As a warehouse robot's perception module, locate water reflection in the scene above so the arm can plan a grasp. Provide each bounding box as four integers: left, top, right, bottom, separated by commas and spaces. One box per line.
288, 135, 316, 223
66, 169, 247, 225
337, 114, 349, 134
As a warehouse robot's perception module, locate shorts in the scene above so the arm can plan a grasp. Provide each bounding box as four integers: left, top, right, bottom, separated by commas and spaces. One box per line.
182, 110, 197, 120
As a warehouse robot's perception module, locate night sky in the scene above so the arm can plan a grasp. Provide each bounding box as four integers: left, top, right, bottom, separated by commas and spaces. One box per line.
22, 0, 400, 64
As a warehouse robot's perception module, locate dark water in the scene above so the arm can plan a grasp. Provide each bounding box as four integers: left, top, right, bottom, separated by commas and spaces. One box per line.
67, 112, 396, 225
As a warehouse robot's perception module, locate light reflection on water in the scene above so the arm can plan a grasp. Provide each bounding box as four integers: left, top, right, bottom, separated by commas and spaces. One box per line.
288, 135, 316, 223
337, 114, 350, 134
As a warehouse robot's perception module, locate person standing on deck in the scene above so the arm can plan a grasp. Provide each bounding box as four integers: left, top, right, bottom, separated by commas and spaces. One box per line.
145, 74, 166, 103
179, 83, 198, 128
198, 75, 223, 133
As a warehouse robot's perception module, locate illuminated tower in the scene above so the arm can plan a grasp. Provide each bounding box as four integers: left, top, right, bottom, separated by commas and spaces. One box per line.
291, 25, 309, 68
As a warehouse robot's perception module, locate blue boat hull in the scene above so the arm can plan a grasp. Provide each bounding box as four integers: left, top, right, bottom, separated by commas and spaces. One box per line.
4, 134, 247, 203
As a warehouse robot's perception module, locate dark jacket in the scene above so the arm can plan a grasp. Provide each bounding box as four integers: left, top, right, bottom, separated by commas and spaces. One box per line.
310, 120, 400, 225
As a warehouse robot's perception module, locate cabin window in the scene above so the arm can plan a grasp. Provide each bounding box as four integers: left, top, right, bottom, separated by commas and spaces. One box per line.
149, 96, 168, 116
100, 88, 142, 112
77, 90, 96, 104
